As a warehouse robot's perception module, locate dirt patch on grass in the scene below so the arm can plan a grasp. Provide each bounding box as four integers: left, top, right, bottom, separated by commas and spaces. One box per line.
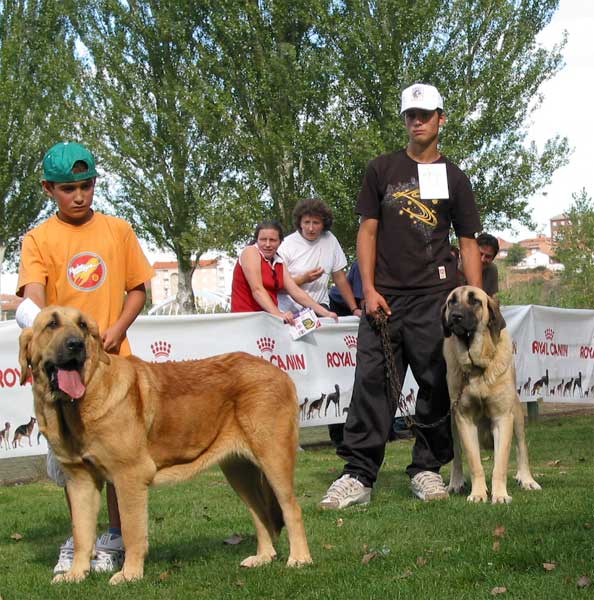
539, 402, 594, 418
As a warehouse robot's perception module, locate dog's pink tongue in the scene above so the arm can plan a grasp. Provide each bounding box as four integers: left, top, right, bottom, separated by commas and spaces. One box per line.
57, 369, 85, 399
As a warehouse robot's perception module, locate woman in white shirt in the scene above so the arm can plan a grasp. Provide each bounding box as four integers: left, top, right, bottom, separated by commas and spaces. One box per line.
278, 199, 362, 318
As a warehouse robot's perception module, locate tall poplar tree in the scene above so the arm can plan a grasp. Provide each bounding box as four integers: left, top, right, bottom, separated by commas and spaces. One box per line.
203, 0, 337, 233
0, 0, 80, 281
75, 0, 262, 313
555, 189, 594, 308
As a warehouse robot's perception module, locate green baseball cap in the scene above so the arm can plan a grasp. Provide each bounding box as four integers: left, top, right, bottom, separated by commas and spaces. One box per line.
42, 142, 98, 182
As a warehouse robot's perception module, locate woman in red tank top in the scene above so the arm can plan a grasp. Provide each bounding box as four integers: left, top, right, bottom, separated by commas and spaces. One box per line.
231, 221, 337, 324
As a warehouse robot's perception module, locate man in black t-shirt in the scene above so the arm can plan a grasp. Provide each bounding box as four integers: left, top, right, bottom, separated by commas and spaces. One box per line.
320, 83, 483, 509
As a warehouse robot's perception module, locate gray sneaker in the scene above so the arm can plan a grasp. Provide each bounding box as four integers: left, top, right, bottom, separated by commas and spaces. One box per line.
91, 532, 125, 573
411, 471, 449, 501
319, 474, 372, 509
53, 536, 74, 575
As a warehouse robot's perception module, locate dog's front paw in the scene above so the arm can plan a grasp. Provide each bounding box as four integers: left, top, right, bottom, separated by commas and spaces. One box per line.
491, 493, 512, 504
109, 566, 143, 585
466, 492, 488, 503
52, 568, 89, 584
287, 554, 313, 568
447, 478, 466, 494
240, 553, 276, 568
516, 476, 542, 491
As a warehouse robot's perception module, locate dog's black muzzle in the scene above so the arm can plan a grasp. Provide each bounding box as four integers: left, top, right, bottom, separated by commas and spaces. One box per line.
44, 335, 87, 390
447, 310, 478, 342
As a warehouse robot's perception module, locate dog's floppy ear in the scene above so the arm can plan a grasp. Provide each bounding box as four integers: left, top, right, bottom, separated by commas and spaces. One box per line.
86, 316, 111, 365
441, 299, 452, 338
18, 328, 33, 385
487, 295, 506, 340
99, 347, 111, 365
92, 328, 111, 365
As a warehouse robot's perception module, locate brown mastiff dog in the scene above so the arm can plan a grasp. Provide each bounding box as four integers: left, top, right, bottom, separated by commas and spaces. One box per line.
442, 286, 541, 504
19, 306, 312, 584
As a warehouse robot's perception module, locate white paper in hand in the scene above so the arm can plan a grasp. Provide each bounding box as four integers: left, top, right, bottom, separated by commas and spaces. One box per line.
289, 307, 321, 340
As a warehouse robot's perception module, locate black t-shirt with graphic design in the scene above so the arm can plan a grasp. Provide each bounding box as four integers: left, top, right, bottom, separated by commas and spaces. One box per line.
356, 149, 481, 295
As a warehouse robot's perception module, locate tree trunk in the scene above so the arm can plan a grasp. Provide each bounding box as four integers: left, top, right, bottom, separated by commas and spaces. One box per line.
175, 250, 197, 314
0, 244, 6, 297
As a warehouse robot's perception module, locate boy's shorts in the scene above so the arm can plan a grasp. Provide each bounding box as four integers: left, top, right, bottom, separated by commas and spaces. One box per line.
46, 446, 67, 487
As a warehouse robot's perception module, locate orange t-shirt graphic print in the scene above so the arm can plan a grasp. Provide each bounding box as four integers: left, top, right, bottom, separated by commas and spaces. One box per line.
67, 253, 107, 291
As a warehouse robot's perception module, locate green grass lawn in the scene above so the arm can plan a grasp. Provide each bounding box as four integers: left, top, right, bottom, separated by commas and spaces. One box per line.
0, 416, 592, 599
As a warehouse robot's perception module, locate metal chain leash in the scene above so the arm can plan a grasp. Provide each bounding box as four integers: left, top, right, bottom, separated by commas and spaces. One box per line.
373, 308, 452, 431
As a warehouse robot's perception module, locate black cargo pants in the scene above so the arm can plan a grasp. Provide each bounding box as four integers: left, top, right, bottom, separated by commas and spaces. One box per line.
337, 290, 453, 487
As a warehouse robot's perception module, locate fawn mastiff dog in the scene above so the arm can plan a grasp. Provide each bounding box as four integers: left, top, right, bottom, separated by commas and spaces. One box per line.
19, 306, 311, 584
441, 286, 541, 504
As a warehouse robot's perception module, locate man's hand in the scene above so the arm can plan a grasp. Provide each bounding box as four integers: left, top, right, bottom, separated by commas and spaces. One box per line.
302, 267, 324, 283
364, 288, 391, 317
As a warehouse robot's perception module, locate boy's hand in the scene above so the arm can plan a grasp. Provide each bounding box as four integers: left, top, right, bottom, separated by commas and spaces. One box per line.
102, 324, 126, 354
16, 297, 41, 329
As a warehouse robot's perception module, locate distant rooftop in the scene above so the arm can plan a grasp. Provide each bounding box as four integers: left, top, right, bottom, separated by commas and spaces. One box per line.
153, 259, 219, 269
0, 294, 21, 312
495, 233, 554, 258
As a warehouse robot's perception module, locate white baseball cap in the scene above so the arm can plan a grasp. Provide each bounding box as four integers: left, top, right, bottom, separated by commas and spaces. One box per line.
400, 83, 444, 114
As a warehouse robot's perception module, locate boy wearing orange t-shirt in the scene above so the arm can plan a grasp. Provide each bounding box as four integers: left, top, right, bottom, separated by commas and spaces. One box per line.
16, 142, 154, 576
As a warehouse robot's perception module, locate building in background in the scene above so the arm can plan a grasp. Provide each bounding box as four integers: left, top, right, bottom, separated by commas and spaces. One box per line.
550, 213, 570, 241
150, 255, 235, 312
495, 233, 560, 269
496, 237, 511, 261
0, 294, 20, 321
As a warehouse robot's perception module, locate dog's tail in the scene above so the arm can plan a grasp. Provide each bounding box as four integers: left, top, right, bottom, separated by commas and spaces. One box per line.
220, 456, 284, 539
259, 468, 285, 537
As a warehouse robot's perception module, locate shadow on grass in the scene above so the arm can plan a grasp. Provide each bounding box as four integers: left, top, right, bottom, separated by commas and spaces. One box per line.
22, 521, 264, 576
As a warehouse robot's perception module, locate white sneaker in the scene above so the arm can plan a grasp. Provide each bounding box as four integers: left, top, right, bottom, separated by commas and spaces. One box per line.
91, 532, 125, 573
319, 474, 372, 509
53, 536, 74, 574
411, 471, 449, 501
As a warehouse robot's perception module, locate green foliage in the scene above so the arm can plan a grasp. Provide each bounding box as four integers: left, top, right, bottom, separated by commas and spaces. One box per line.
554, 188, 594, 308
498, 277, 553, 306
202, 0, 570, 253
495, 263, 576, 308
326, 0, 569, 248
3, 1, 569, 293
70, 0, 569, 277
0, 0, 81, 263
504, 243, 528, 266
202, 0, 339, 233
73, 0, 265, 312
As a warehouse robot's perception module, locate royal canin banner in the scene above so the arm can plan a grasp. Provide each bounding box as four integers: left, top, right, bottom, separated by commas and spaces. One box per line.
1, 306, 593, 459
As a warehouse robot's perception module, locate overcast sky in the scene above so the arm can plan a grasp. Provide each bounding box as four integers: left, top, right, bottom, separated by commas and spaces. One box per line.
493, 0, 594, 241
